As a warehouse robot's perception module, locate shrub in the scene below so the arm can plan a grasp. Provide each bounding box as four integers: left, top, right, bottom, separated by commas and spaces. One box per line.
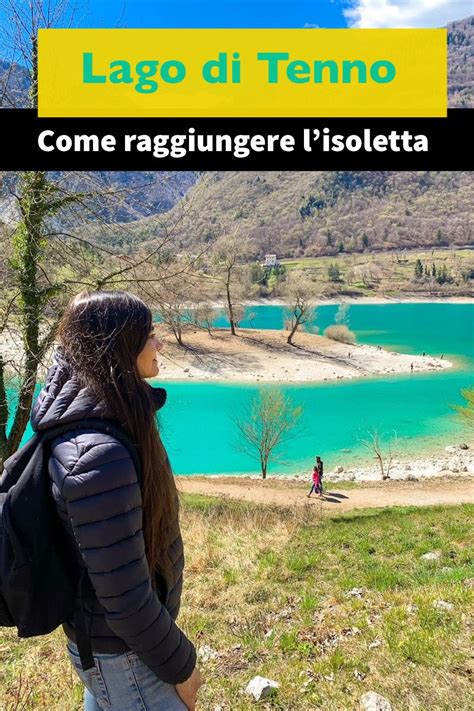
328, 263, 342, 282
324, 324, 356, 344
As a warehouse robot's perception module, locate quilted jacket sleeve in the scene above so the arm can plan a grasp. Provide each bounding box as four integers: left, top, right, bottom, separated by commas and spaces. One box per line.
51, 433, 196, 685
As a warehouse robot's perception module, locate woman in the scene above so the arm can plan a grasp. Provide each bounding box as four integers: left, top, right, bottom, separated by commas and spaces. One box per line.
30, 291, 201, 710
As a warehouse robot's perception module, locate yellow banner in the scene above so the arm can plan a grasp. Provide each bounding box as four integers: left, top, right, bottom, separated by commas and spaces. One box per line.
38, 29, 447, 117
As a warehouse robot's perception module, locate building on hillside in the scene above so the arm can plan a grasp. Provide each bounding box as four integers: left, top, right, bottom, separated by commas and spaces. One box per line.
263, 254, 280, 268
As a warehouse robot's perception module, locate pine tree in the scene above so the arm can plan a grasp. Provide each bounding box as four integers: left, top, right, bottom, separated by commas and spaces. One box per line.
414, 259, 424, 279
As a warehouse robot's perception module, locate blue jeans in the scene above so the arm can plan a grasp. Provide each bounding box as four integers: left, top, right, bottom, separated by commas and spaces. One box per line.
67, 640, 188, 711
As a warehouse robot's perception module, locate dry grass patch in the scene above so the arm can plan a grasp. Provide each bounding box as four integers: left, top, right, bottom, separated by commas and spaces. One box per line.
1, 497, 472, 710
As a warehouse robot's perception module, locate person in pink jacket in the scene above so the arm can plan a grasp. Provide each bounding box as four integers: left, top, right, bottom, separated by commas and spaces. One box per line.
307, 464, 322, 498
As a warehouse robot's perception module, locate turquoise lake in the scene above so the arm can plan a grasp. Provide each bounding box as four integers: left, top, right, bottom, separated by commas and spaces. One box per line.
159, 303, 473, 475
9, 303, 474, 476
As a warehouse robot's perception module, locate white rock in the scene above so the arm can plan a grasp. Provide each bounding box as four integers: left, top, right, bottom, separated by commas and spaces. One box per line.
346, 587, 365, 599
360, 691, 393, 711
368, 639, 382, 650
334, 466, 344, 473
445, 445, 457, 453
421, 551, 441, 561
434, 600, 453, 612
244, 676, 279, 701
197, 645, 219, 662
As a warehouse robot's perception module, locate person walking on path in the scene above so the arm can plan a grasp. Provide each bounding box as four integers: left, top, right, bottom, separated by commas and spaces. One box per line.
307, 464, 322, 498
28, 291, 202, 711
316, 456, 324, 494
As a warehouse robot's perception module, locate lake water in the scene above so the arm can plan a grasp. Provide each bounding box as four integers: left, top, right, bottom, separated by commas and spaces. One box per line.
9, 303, 474, 476
159, 303, 473, 474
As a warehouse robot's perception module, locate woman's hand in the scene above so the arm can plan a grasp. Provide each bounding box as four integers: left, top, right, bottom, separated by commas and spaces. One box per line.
175, 667, 202, 710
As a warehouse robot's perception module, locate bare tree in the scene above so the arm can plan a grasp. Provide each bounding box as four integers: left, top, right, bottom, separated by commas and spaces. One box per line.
360, 428, 398, 480
282, 272, 318, 345
235, 388, 303, 479
0, 2, 210, 463
154, 265, 211, 347
0, 0, 79, 108
211, 235, 250, 336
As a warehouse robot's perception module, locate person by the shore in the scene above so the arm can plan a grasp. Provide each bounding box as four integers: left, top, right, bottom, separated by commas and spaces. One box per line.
316, 456, 324, 493
307, 465, 322, 498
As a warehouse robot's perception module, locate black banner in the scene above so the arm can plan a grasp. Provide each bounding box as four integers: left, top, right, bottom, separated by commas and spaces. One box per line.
0, 109, 471, 170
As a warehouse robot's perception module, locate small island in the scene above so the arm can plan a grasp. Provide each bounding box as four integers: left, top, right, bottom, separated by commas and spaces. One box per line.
155, 327, 451, 383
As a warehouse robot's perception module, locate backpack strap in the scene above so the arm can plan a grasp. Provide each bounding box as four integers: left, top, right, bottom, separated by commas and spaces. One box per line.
42, 418, 143, 672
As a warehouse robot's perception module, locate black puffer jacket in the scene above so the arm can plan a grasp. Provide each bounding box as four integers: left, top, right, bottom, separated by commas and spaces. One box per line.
30, 351, 196, 685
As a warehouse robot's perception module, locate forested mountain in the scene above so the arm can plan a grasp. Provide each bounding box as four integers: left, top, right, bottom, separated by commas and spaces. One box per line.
448, 15, 474, 107
137, 171, 472, 258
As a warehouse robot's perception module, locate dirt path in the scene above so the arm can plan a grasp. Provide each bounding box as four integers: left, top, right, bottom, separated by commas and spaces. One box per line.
176, 477, 474, 511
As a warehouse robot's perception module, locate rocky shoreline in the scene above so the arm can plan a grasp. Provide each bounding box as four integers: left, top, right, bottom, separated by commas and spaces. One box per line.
182, 443, 474, 483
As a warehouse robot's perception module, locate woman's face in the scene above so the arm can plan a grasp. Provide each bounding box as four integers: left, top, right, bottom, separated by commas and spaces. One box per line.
136, 326, 164, 378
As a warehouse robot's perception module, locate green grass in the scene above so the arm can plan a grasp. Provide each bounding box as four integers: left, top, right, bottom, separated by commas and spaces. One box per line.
1, 498, 473, 710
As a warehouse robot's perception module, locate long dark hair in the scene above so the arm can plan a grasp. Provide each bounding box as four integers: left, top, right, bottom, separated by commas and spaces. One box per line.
57, 290, 177, 579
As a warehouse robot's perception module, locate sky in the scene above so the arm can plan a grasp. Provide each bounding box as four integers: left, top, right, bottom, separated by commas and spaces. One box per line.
0, 0, 472, 34
70, 0, 473, 29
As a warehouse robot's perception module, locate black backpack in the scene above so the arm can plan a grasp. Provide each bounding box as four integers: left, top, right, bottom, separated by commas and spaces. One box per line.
0, 419, 142, 671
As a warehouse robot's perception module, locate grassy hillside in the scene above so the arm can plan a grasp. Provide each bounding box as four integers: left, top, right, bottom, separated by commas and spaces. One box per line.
280, 248, 474, 298
1, 499, 473, 709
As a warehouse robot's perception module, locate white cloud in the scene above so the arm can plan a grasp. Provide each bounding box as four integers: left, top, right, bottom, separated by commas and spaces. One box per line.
304, 23, 321, 28
344, 1, 473, 28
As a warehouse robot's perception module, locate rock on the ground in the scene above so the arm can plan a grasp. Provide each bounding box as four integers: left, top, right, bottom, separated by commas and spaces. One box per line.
421, 551, 441, 561
334, 466, 344, 473
434, 599, 454, 611
197, 645, 219, 662
244, 676, 279, 701
346, 587, 365, 598
360, 691, 393, 711
445, 445, 457, 453
368, 639, 382, 650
